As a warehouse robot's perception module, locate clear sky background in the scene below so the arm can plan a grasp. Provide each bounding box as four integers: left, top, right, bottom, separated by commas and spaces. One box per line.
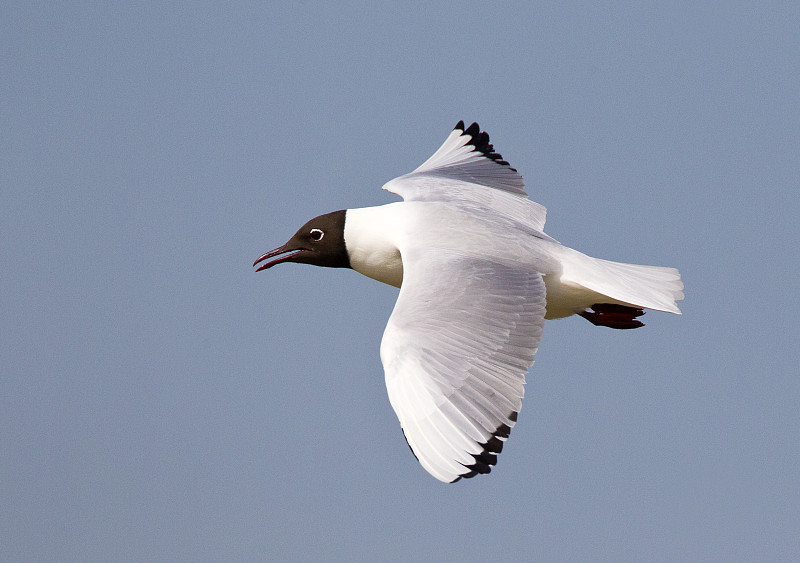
3, 2, 799, 561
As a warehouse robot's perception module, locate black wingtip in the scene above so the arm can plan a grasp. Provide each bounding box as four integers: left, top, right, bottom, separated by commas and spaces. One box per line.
454, 412, 519, 482
401, 429, 419, 461
452, 120, 516, 171
464, 121, 480, 137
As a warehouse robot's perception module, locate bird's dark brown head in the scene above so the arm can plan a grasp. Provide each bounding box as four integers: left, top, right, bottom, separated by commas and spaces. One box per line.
253, 210, 350, 272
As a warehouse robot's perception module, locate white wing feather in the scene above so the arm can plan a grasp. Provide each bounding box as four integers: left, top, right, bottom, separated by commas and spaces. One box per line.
382, 121, 550, 233
405, 121, 526, 195
380, 248, 546, 483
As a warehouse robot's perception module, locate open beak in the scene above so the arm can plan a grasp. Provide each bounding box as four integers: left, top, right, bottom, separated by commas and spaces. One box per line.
253, 245, 307, 272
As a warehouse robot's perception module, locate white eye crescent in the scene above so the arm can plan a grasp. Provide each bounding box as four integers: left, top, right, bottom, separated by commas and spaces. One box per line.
309, 228, 324, 241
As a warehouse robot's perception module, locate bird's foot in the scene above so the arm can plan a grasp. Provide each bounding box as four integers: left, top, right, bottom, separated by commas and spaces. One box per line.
578, 303, 645, 329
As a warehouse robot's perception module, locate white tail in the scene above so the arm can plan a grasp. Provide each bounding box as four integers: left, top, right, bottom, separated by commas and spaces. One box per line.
546, 247, 684, 319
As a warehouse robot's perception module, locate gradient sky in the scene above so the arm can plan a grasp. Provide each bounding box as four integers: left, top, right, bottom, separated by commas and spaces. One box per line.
3, 3, 799, 561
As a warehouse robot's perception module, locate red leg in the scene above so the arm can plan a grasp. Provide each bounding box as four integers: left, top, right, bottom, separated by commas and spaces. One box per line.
578, 303, 645, 329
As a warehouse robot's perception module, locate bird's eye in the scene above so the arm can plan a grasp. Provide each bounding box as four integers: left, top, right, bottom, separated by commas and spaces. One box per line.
309, 228, 324, 241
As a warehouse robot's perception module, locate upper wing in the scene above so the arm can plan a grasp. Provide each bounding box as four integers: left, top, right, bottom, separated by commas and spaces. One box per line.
380, 248, 546, 483
395, 121, 527, 195
382, 121, 549, 233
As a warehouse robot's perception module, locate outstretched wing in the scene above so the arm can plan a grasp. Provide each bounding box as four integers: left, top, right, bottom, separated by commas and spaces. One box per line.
383, 121, 549, 234
380, 248, 546, 483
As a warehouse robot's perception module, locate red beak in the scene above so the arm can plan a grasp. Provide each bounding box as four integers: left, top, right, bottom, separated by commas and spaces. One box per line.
253, 245, 307, 272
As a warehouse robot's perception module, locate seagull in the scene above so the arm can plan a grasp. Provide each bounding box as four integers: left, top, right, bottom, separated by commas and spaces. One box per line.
254, 121, 683, 483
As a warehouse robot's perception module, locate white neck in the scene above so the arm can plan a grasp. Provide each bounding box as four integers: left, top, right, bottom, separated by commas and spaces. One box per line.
344, 205, 404, 288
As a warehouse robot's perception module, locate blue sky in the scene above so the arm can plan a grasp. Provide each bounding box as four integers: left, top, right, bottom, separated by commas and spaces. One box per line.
3, 2, 799, 561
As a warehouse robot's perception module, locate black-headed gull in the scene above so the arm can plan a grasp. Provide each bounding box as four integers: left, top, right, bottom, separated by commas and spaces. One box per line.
254, 121, 683, 483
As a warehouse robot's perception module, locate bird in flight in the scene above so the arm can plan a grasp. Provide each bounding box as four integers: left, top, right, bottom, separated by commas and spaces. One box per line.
254, 121, 683, 483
